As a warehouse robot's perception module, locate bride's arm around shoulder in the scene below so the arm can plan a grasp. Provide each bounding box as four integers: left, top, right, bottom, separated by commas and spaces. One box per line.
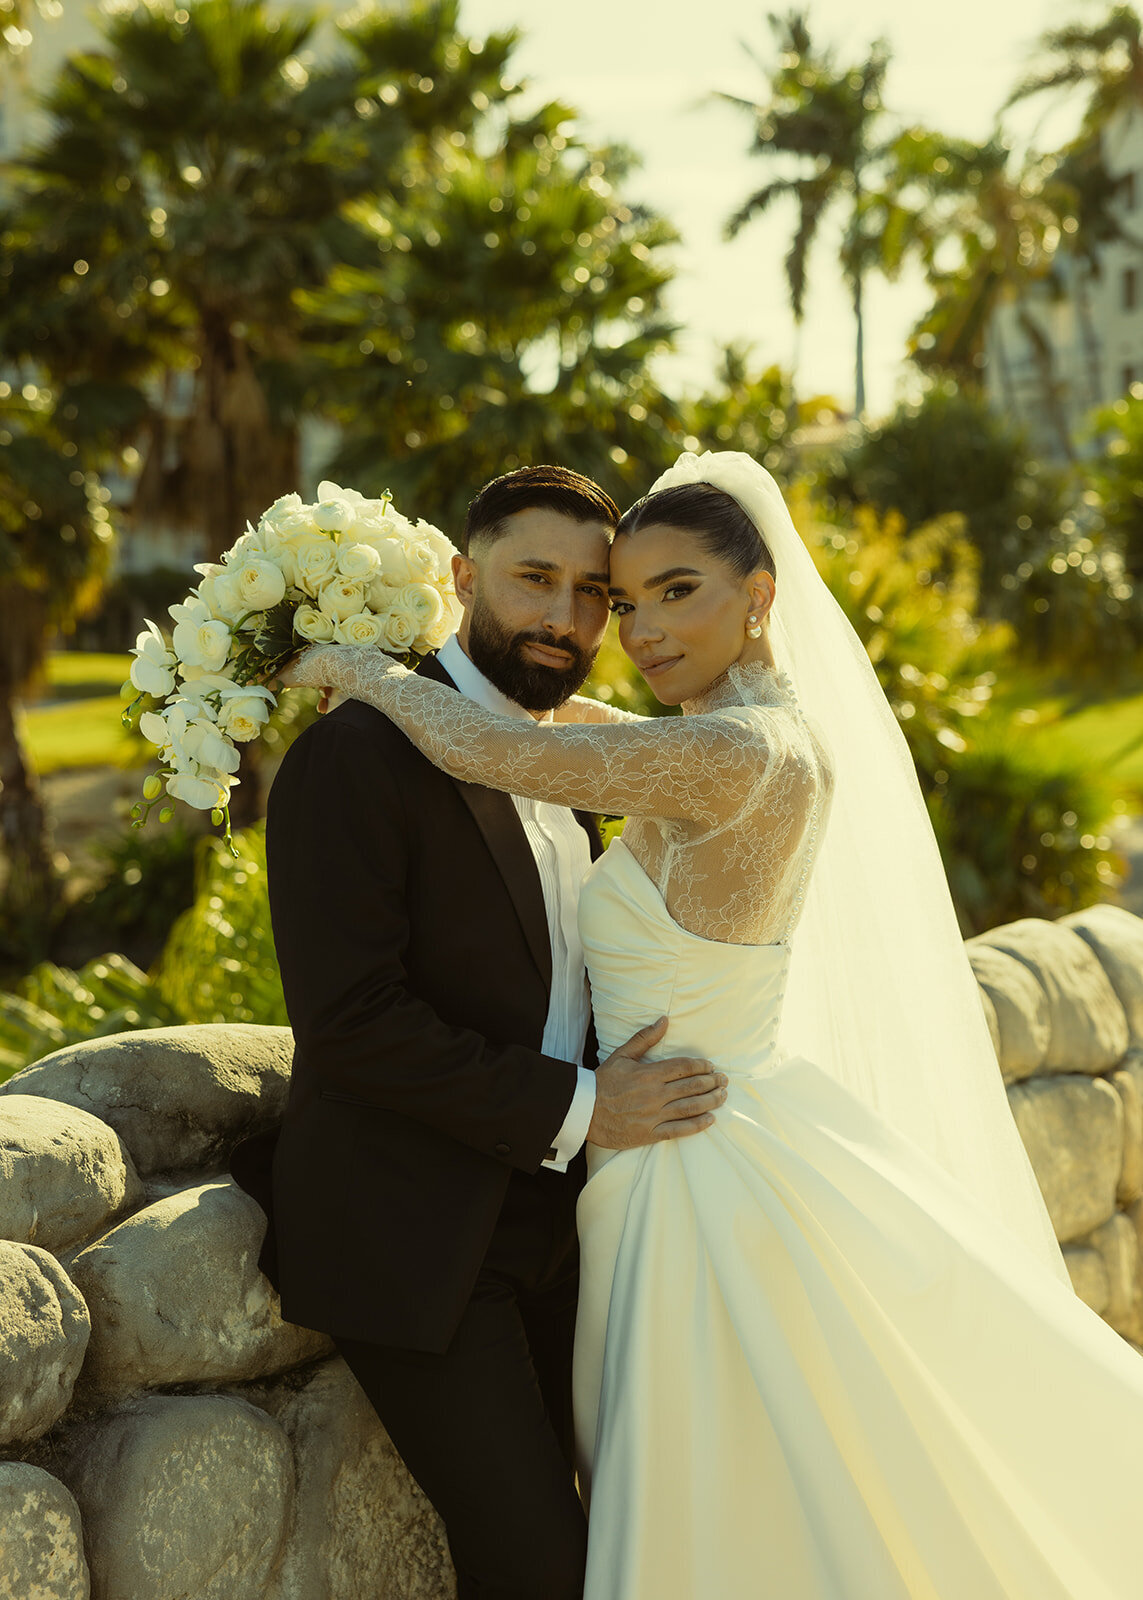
282, 645, 770, 828
554, 695, 648, 726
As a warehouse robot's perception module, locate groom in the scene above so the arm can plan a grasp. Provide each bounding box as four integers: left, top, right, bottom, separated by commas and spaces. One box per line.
232, 464, 727, 1599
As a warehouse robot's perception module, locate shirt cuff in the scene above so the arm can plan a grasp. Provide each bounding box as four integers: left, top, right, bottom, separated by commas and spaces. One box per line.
541, 1066, 597, 1172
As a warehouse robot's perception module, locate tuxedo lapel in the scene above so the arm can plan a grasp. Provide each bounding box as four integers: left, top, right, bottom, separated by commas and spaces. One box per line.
416, 653, 553, 990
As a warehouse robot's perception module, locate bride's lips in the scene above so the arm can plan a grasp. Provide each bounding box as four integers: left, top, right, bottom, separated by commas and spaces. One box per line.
639, 655, 682, 678
522, 640, 574, 669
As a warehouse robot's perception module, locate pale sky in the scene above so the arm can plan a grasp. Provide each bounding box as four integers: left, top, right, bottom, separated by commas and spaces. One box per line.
462, 0, 1085, 416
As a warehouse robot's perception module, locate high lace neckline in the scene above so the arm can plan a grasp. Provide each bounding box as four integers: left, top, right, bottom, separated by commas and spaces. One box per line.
684, 660, 797, 716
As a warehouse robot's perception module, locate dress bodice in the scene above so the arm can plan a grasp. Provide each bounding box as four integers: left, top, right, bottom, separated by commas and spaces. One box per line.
579, 838, 790, 1079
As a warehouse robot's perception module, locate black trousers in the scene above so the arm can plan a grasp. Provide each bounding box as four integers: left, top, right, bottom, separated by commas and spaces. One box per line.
334, 1166, 588, 1600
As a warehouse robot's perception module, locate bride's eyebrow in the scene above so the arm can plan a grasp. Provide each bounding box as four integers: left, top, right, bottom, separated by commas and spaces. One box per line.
607, 566, 702, 598
643, 566, 703, 588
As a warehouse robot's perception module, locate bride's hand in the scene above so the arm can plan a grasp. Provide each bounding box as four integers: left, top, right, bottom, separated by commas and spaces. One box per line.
275, 643, 336, 690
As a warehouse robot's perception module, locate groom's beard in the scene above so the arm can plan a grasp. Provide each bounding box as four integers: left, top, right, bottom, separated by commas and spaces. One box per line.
466, 596, 595, 712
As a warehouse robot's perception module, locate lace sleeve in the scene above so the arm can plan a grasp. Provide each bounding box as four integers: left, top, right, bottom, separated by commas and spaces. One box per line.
555, 695, 650, 726
288, 645, 766, 825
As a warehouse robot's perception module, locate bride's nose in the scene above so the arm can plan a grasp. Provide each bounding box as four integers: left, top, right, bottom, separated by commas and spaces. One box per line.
624, 607, 665, 647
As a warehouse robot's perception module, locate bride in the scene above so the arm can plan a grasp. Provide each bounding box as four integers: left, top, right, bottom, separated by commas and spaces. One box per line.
282, 451, 1143, 1598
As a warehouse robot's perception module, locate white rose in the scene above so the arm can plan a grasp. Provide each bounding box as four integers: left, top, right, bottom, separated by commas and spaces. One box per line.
421, 612, 458, 651
414, 519, 460, 576
317, 479, 366, 505
171, 606, 232, 673
231, 555, 287, 613
381, 604, 419, 653
223, 526, 265, 565
370, 537, 415, 586
167, 769, 230, 810
312, 495, 355, 533
294, 604, 336, 643
319, 578, 367, 622
337, 542, 383, 581
396, 582, 445, 635
258, 492, 303, 532
196, 569, 244, 622
129, 620, 176, 697
294, 536, 341, 597
403, 539, 440, 583
333, 611, 387, 647
217, 692, 273, 743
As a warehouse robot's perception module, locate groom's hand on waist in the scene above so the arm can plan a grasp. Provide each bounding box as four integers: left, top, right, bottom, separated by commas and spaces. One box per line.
587, 1017, 728, 1150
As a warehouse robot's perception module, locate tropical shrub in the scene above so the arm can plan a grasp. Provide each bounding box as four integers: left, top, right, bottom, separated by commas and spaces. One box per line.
155, 822, 286, 1027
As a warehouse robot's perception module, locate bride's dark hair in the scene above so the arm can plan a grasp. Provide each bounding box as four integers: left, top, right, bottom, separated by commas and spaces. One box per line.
615, 482, 775, 579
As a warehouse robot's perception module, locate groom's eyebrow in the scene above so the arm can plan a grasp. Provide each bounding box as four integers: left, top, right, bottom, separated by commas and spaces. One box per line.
518, 556, 609, 584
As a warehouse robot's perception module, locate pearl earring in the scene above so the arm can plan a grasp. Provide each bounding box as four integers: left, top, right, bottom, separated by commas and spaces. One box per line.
746, 614, 763, 640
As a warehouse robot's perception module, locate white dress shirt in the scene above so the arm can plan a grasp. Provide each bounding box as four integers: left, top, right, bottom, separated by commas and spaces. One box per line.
437, 635, 597, 1170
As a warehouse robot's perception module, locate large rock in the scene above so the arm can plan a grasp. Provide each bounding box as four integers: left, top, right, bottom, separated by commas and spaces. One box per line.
58, 1394, 293, 1600
1063, 904, 1143, 1048
977, 919, 1128, 1075
0, 1461, 90, 1600
1007, 1075, 1123, 1242
0, 1242, 90, 1450
964, 940, 1050, 1082
1088, 1212, 1143, 1343
1062, 1243, 1110, 1315
0, 1024, 293, 1176
69, 1181, 330, 1399
1110, 1060, 1143, 1205
0, 1095, 143, 1253
242, 1357, 455, 1600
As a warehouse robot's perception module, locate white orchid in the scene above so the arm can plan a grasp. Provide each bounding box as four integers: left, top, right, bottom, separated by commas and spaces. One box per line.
167, 769, 232, 810
129, 620, 177, 697
170, 597, 232, 673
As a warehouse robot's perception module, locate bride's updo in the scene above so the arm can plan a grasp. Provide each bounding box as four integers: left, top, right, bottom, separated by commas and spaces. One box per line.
614, 482, 776, 580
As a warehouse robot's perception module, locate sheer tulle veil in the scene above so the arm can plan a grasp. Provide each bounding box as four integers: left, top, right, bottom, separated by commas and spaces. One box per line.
647, 450, 1067, 1280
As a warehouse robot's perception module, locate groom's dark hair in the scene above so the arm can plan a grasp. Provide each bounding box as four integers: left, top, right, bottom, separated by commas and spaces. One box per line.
462, 465, 620, 555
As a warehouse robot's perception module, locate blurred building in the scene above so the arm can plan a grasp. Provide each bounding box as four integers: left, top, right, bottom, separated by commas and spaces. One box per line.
984, 105, 1143, 460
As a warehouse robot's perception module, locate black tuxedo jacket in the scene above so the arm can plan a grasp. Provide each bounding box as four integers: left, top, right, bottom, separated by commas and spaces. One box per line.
230, 654, 602, 1353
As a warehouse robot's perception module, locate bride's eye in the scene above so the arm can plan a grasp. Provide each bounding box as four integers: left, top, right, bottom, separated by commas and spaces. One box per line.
609, 600, 633, 616
664, 584, 696, 601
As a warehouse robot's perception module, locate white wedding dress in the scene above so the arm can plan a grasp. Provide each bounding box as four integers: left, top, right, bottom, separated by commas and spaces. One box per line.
292, 646, 1143, 1600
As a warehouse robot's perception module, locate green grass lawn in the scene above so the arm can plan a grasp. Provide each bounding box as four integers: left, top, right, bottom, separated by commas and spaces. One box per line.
41, 652, 132, 698
22, 695, 143, 775
994, 673, 1143, 803
22, 653, 140, 775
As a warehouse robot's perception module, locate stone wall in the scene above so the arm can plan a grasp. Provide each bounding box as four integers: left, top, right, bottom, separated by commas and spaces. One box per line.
967, 906, 1143, 1342
0, 1026, 454, 1600
1, 906, 1142, 1598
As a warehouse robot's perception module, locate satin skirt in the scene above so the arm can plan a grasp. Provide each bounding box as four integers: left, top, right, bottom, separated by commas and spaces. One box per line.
573, 1056, 1143, 1600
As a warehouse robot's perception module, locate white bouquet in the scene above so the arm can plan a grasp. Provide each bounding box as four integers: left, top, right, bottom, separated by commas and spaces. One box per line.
123, 481, 462, 841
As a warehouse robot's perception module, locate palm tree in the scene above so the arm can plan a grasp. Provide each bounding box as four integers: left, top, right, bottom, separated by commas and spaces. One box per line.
1006, 7, 1143, 412
0, 385, 111, 962
0, 0, 520, 558
719, 9, 892, 416
0, 0, 523, 823
893, 130, 1080, 457
1006, 6, 1143, 137
303, 109, 683, 529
